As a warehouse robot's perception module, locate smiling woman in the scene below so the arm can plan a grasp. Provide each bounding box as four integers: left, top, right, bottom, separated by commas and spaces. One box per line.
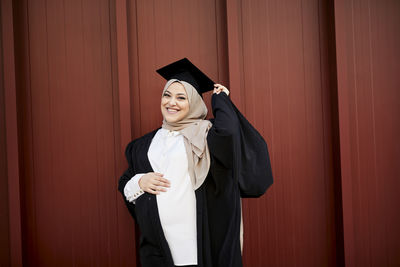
118, 58, 273, 267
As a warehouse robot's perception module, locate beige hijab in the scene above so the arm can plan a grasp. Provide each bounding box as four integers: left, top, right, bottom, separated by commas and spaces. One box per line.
161, 79, 212, 190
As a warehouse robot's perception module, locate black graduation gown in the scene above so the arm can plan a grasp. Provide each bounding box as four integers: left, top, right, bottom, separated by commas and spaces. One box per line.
118, 93, 273, 267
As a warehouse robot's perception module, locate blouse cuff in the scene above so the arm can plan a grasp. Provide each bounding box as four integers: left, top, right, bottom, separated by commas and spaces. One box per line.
124, 173, 145, 203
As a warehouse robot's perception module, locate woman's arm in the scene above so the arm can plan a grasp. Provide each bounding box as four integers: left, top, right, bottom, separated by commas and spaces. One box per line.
118, 141, 139, 220
209, 84, 273, 197
118, 141, 136, 194
119, 140, 170, 201
207, 84, 239, 169
210, 84, 239, 136
123, 173, 145, 203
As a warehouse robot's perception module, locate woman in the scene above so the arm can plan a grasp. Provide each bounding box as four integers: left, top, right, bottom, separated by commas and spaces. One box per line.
118, 58, 273, 267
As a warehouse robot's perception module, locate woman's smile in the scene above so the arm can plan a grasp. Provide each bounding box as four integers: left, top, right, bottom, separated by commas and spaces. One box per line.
166, 107, 180, 114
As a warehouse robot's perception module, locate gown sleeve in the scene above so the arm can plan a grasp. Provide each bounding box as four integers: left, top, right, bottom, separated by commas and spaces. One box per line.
118, 140, 138, 220
207, 93, 240, 169
209, 92, 273, 198
230, 98, 273, 197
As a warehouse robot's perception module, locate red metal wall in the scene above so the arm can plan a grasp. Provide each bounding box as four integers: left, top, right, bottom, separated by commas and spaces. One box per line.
0, 5, 11, 264
125, 0, 341, 265
1, 0, 399, 266
126, 0, 229, 138
1, 0, 22, 265
11, 0, 132, 265
226, 0, 341, 265
335, 0, 400, 266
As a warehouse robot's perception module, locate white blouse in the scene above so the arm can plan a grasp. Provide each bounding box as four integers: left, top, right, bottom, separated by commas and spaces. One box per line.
124, 128, 197, 266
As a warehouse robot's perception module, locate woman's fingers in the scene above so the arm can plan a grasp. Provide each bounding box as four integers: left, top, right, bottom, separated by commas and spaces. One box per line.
158, 178, 171, 187
149, 184, 167, 194
213, 87, 222, 94
155, 186, 167, 192
213, 84, 230, 95
139, 172, 171, 195
214, 84, 226, 89
156, 180, 170, 188
147, 188, 159, 195
145, 183, 161, 195
152, 178, 169, 191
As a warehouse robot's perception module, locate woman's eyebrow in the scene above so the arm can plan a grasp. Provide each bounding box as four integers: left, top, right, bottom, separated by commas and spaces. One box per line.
164, 90, 187, 97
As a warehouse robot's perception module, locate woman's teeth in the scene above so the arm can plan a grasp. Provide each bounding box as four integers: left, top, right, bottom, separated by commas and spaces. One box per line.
167, 108, 179, 114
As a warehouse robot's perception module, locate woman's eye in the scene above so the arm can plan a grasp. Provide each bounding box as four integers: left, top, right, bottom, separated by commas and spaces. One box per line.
163, 93, 170, 97
178, 97, 186, 100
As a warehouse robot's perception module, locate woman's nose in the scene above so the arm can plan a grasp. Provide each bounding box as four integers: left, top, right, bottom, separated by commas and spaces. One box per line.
169, 97, 176, 105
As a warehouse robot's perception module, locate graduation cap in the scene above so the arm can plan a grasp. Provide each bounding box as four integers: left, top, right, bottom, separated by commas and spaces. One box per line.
156, 58, 215, 95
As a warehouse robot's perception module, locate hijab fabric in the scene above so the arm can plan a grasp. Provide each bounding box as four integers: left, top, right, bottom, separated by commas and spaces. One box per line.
161, 79, 212, 190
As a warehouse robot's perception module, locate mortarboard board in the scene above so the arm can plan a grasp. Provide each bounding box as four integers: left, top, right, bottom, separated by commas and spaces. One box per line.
156, 58, 215, 95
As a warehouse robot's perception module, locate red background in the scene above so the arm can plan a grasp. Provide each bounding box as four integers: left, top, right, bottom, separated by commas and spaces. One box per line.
1, 0, 399, 266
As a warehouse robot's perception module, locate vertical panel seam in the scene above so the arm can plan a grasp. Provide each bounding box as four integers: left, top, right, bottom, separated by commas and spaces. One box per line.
265, 0, 274, 160
239, 0, 246, 113
326, 0, 346, 265
135, 0, 142, 135
366, 0, 379, 263
44, 2, 57, 263
25, 1, 38, 261
318, 2, 330, 258
108, 0, 121, 263
366, 0, 378, 210
317, 0, 328, 217
300, 0, 310, 168
350, 2, 363, 254
214, 0, 219, 81
79, 0, 90, 261
95, 0, 103, 261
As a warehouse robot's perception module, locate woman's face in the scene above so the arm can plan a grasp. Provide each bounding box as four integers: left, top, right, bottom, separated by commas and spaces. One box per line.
161, 82, 190, 123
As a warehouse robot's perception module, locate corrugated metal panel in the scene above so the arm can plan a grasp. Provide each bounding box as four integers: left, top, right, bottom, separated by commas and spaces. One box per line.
128, 0, 229, 138
335, 0, 400, 265
1, 0, 22, 265
13, 0, 125, 265
0, 4, 11, 264
227, 0, 340, 265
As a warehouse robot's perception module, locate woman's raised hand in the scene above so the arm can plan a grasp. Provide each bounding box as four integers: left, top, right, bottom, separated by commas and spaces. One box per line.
139, 172, 171, 195
213, 84, 230, 96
